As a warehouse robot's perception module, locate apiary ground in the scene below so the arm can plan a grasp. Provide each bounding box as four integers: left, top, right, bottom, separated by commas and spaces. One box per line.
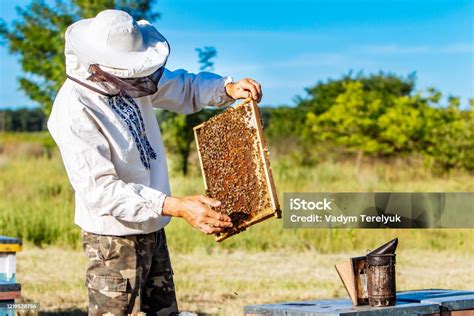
16, 246, 474, 315
196, 104, 273, 235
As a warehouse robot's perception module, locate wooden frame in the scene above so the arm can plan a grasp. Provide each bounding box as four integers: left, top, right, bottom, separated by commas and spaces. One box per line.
193, 99, 281, 242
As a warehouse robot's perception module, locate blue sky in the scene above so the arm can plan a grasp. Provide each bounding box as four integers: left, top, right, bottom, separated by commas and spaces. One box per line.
0, 0, 472, 108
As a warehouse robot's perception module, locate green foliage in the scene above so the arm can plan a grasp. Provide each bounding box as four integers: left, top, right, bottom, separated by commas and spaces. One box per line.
264, 72, 473, 172
307, 81, 383, 154
0, 0, 159, 114
0, 108, 46, 131
424, 103, 474, 172
297, 71, 416, 115
305, 81, 432, 156
261, 106, 305, 140
261, 106, 318, 165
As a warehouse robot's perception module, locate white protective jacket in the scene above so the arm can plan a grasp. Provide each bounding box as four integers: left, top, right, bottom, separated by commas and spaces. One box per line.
48, 44, 234, 236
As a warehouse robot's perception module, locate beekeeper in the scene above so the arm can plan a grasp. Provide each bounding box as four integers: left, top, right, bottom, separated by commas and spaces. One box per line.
47, 9, 262, 316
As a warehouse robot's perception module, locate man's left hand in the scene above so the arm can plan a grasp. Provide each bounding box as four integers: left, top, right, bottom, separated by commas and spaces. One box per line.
225, 78, 262, 103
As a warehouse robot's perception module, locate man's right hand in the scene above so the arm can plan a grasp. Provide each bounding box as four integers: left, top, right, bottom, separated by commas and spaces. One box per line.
162, 195, 233, 235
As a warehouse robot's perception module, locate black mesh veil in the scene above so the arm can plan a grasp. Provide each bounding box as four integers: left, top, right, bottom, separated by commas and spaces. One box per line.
87, 63, 166, 98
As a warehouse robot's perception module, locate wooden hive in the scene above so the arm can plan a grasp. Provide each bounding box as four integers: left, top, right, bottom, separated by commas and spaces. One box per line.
193, 99, 281, 242
0, 236, 22, 303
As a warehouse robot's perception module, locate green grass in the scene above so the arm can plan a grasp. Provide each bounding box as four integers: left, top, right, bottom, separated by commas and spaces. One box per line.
1, 132, 473, 254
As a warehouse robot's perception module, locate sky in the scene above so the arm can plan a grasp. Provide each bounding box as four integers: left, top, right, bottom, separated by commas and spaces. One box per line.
0, 0, 472, 108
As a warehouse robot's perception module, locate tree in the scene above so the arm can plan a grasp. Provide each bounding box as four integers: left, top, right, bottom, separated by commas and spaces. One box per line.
297, 71, 416, 115
1, 108, 46, 131
271, 71, 473, 173
0, 0, 159, 114
423, 100, 474, 173
295, 72, 418, 168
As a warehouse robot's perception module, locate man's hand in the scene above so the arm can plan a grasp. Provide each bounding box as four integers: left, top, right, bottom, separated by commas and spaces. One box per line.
225, 78, 262, 102
162, 195, 233, 235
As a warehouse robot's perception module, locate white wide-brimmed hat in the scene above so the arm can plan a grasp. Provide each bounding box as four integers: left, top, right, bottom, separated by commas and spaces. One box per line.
66, 9, 169, 78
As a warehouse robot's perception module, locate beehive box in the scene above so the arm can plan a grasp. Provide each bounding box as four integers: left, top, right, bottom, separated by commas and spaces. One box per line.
0, 236, 22, 305
193, 99, 281, 242
0, 236, 22, 284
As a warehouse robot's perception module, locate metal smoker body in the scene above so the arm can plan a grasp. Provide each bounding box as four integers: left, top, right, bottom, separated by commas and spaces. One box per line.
335, 238, 398, 307
366, 253, 397, 307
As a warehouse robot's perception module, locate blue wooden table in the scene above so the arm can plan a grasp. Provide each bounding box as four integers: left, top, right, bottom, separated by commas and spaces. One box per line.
244, 289, 474, 315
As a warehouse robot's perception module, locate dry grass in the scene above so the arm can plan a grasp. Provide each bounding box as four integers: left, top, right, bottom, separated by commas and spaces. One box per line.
16, 245, 474, 315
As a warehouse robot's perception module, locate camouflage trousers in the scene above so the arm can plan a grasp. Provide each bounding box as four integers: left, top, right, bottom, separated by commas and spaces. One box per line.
82, 229, 178, 316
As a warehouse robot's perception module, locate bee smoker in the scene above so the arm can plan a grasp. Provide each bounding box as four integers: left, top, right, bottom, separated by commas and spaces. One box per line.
335, 238, 398, 307
366, 253, 397, 307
